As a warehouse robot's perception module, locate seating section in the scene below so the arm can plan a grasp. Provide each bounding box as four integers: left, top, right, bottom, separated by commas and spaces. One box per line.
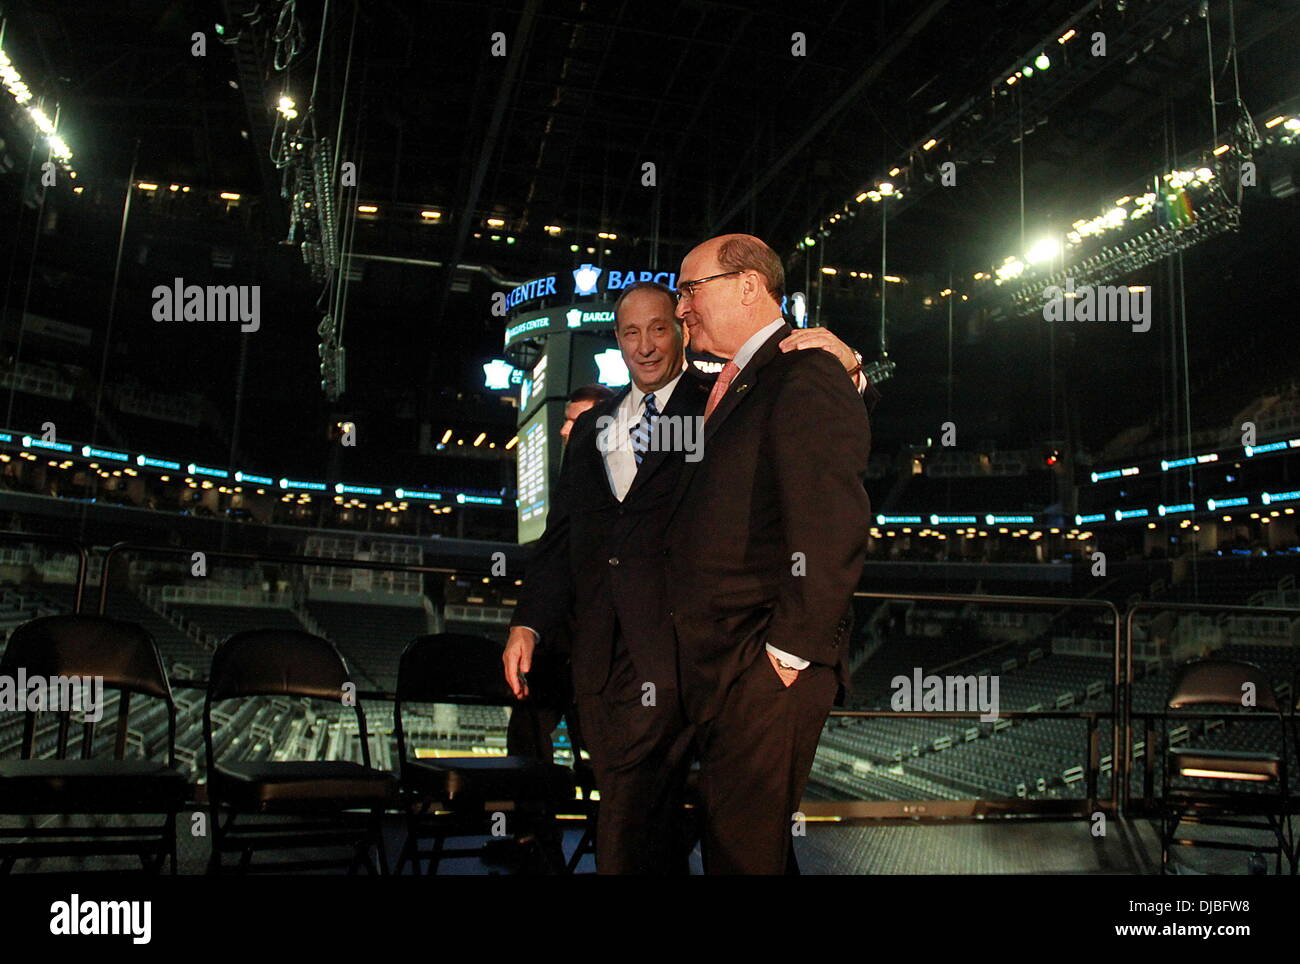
305, 601, 429, 691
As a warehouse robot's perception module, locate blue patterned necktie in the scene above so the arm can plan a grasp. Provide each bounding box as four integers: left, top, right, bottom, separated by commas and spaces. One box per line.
629, 393, 659, 465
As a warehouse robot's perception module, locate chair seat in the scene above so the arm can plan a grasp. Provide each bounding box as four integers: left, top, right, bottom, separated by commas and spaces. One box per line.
0, 759, 189, 813
1168, 747, 1281, 781
213, 760, 398, 812
403, 756, 573, 805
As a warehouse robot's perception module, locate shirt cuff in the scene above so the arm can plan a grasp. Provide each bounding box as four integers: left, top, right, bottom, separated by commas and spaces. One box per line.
766, 643, 810, 670
853, 369, 867, 394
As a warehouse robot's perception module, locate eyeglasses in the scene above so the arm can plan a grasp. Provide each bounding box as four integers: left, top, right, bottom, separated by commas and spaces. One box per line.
675, 270, 743, 301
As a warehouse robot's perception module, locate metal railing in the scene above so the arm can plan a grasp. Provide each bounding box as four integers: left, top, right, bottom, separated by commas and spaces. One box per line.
0, 530, 89, 612
829, 590, 1122, 817
2, 531, 1298, 820
1123, 599, 1300, 812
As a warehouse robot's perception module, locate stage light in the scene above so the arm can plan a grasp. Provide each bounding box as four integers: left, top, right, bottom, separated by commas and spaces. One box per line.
544, 225, 561, 235
1285, 118, 1300, 131
1058, 29, 1076, 43
569, 244, 579, 252
1021, 65, 1033, 77
138, 182, 159, 191
1025, 238, 1059, 264
922, 138, 937, 151
855, 191, 869, 202
821, 267, 837, 275
1212, 144, 1229, 155
473, 433, 486, 447
1035, 53, 1050, 70
220, 192, 241, 200
889, 167, 900, 177
420, 210, 442, 220
803, 236, 816, 246
879, 181, 894, 195
1006, 75, 1018, 86
486, 217, 505, 228
277, 95, 298, 120
357, 204, 378, 213
440, 429, 453, 444
598, 231, 617, 240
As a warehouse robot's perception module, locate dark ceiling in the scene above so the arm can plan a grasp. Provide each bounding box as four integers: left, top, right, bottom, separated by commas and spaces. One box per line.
2, 0, 1298, 470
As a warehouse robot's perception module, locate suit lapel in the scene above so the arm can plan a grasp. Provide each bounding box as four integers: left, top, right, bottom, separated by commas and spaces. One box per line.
701, 324, 789, 445
666, 324, 791, 524
573, 389, 627, 503
623, 368, 711, 502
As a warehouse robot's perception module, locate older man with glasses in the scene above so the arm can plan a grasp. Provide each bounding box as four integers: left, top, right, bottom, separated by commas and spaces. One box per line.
504, 270, 874, 874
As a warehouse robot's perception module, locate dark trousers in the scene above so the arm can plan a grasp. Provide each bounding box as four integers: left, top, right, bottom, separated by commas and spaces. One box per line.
580, 625, 837, 875
693, 650, 838, 874
576, 626, 694, 875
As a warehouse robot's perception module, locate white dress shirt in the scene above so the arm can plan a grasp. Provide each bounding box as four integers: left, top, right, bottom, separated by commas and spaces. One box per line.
602, 369, 685, 502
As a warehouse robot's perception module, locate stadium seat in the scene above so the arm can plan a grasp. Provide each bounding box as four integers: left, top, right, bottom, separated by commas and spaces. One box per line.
203, 629, 397, 874
392, 633, 573, 874
1158, 658, 1293, 875
0, 614, 188, 873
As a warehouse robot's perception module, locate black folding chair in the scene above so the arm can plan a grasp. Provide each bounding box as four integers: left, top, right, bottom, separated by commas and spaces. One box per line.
1159, 657, 1292, 874
204, 629, 397, 874
392, 633, 574, 874
0, 614, 188, 873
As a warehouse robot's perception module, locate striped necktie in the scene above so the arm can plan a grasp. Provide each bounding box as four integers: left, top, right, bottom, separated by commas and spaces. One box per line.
630, 393, 659, 464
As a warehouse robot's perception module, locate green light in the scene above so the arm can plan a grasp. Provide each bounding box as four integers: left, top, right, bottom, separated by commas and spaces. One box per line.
1034, 53, 1050, 70
803, 236, 816, 247
1021, 64, 1033, 77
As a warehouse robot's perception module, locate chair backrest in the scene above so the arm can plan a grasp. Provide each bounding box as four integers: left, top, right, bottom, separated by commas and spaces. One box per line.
1166, 657, 1281, 713
0, 613, 175, 762
208, 629, 352, 701
396, 633, 513, 706
204, 629, 371, 769
393, 633, 524, 767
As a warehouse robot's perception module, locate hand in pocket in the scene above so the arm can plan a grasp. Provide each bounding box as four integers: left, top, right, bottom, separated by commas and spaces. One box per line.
767, 650, 799, 688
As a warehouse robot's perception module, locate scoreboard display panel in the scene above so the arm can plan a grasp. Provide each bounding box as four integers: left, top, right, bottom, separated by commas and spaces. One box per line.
516, 401, 557, 544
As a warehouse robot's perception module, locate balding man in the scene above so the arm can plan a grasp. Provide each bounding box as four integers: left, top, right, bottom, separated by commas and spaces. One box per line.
667, 234, 873, 874
505, 279, 865, 873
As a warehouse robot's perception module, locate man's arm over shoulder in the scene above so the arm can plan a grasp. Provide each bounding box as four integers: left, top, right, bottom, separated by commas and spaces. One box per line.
767, 349, 872, 662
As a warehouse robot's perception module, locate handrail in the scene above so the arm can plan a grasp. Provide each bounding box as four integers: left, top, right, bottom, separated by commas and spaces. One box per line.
851, 590, 1122, 813
1122, 598, 1300, 811
95, 541, 485, 615
0, 530, 89, 613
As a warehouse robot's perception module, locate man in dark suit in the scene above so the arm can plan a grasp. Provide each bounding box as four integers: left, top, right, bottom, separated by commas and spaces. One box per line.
503, 280, 865, 873
667, 233, 873, 874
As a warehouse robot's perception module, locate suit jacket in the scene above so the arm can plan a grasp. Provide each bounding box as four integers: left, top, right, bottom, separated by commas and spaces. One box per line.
664, 324, 873, 722
511, 370, 714, 695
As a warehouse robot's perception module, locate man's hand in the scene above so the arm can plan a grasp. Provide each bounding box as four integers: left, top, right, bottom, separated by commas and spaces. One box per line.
768, 650, 799, 688
503, 626, 537, 699
779, 327, 857, 373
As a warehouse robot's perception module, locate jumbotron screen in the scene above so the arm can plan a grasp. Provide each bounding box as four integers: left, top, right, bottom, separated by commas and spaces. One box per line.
516, 403, 553, 543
